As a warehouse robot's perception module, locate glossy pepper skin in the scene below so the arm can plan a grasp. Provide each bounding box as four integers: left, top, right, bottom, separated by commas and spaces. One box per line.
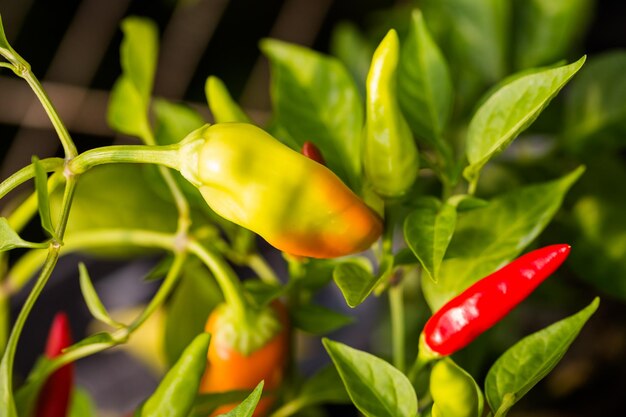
423, 244, 571, 356
364, 29, 419, 198
200, 302, 289, 417
301, 141, 326, 165
34, 312, 74, 417
179, 123, 382, 258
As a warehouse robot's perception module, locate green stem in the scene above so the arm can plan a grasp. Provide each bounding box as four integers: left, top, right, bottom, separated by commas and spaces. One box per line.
7, 172, 65, 232
407, 342, 436, 385
389, 280, 405, 372
0, 158, 64, 200
247, 253, 280, 284
0, 246, 60, 417
21, 71, 77, 158
68, 144, 181, 175
127, 252, 186, 333
187, 239, 248, 321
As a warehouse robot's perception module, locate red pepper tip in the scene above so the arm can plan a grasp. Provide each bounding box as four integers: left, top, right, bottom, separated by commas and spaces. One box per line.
45, 311, 73, 358
301, 141, 326, 165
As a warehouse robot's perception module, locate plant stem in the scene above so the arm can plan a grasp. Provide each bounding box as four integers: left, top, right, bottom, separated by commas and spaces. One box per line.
187, 239, 248, 321
407, 343, 436, 386
247, 253, 280, 284
0, 158, 64, 200
68, 144, 181, 175
7, 172, 65, 232
389, 280, 406, 372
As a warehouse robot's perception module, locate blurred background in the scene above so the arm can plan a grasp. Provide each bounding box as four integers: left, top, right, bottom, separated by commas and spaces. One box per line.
1, 0, 626, 416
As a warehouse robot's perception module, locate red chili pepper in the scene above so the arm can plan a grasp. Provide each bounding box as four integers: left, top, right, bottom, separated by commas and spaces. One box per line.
301, 141, 326, 166
34, 312, 74, 417
422, 244, 571, 356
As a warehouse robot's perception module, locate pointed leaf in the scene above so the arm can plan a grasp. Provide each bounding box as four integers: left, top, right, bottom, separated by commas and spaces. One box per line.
32, 156, 56, 238
423, 167, 583, 310
485, 298, 599, 416
323, 339, 417, 417
261, 39, 363, 189
464, 57, 585, 181
205, 76, 250, 123
107, 75, 150, 138
404, 199, 457, 282
399, 10, 453, 147
0, 13, 13, 55
120, 17, 158, 103
78, 263, 124, 328
0, 218, 48, 252
217, 381, 263, 417
333, 260, 376, 308
292, 304, 354, 335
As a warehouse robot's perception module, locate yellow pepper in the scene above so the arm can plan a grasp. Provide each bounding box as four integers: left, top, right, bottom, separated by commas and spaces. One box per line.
179, 123, 382, 258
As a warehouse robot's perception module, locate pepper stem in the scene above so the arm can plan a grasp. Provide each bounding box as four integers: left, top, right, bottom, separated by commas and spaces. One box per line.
68, 144, 182, 175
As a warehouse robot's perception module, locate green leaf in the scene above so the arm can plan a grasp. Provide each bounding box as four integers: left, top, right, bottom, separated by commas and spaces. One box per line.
513, 0, 593, 70
261, 39, 363, 189
0, 13, 11, 52
68, 388, 97, 417
139, 333, 211, 417
298, 365, 350, 405
404, 199, 457, 282
0, 218, 48, 252
423, 167, 583, 310
485, 298, 599, 416
430, 358, 484, 417
205, 76, 250, 123
216, 381, 263, 417
563, 52, 626, 153
243, 280, 283, 308
153, 99, 206, 145
32, 156, 56, 238
164, 259, 221, 365
323, 339, 417, 417
78, 263, 125, 328
398, 10, 453, 147
120, 17, 158, 103
332, 260, 376, 308
292, 304, 354, 334
192, 390, 251, 417
464, 57, 585, 181
107, 75, 150, 138
329, 22, 373, 98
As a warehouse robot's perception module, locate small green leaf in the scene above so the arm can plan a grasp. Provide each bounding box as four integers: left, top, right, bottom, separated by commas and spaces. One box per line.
153, 99, 206, 145
192, 390, 251, 417
139, 333, 211, 417
464, 57, 585, 181
107, 75, 150, 138
261, 39, 363, 189
0, 218, 48, 252
332, 260, 376, 308
68, 388, 97, 417
298, 365, 350, 405
243, 280, 283, 308
120, 17, 158, 103
430, 358, 484, 417
32, 156, 56, 238
398, 9, 453, 147
563, 52, 626, 153
205, 76, 250, 123
448, 194, 489, 211
323, 339, 417, 417
292, 304, 354, 334
514, 0, 593, 70
216, 381, 264, 417
404, 199, 457, 282
0, 13, 11, 52
78, 263, 124, 328
485, 298, 599, 416
423, 167, 583, 310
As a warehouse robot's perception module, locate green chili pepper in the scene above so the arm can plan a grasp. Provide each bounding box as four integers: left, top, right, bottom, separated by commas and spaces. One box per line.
430, 358, 484, 417
364, 29, 419, 198
179, 123, 383, 258
136, 333, 211, 417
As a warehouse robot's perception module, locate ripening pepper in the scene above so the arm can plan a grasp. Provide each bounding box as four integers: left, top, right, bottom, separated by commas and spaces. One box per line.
364, 29, 419, 198
421, 244, 571, 357
34, 312, 74, 417
430, 358, 484, 417
200, 301, 289, 417
178, 123, 383, 258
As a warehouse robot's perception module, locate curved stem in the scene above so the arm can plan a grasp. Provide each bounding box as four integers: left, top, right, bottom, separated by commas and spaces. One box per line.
21, 71, 77, 158
0, 158, 64, 200
247, 253, 280, 284
187, 239, 248, 321
68, 144, 181, 175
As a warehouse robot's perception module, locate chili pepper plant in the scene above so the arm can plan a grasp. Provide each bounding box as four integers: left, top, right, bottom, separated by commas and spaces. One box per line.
0, 2, 609, 417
